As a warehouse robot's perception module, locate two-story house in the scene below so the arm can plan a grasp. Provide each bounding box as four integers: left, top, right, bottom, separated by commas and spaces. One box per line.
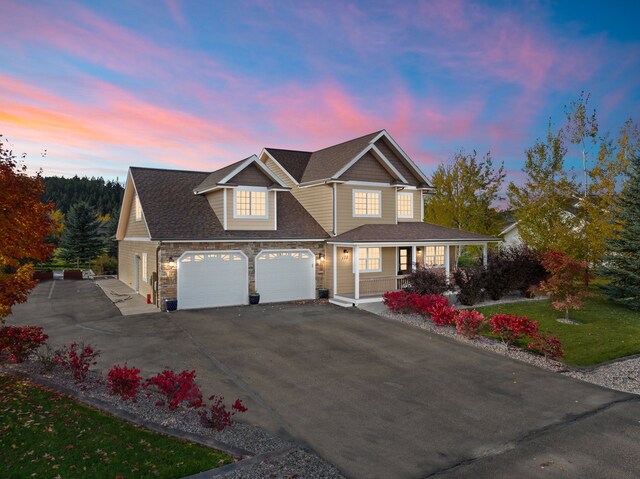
116, 130, 495, 309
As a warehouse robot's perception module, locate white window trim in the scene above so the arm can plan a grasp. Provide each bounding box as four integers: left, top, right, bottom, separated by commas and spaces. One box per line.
134, 195, 142, 221
397, 192, 413, 219
357, 247, 382, 273
141, 253, 148, 282
352, 189, 382, 218
424, 246, 446, 267
233, 186, 269, 219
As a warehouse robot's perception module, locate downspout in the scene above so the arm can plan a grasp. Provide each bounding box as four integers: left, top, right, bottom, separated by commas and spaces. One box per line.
333, 182, 337, 236
155, 241, 162, 307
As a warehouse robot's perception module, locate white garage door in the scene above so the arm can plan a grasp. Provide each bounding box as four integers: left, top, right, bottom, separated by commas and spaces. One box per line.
177, 251, 247, 309
255, 249, 315, 303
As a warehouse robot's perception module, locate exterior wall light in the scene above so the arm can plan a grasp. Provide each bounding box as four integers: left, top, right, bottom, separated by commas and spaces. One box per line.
318, 253, 325, 263
168, 257, 176, 269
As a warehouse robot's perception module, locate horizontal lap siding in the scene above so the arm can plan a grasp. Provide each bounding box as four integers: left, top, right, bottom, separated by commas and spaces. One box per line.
228, 163, 274, 186
335, 247, 395, 296
340, 152, 394, 182
291, 185, 333, 234
263, 157, 296, 188
124, 191, 150, 238
118, 240, 159, 301
206, 190, 225, 225
226, 190, 276, 230
336, 185, 395, 235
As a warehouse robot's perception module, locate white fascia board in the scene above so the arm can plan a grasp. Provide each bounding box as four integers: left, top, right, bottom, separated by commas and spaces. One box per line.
499, 221, 519, 237
369, 144, 408, 183
260, 149, 299, 185
218, 155, 256, 184
376, 130, 433, 187
331, 144, 408, 184
193, 184, 236, 195
327, 240, 498, 246
160, 238, 328, 243
115, 169, 133, 240
218, 154, 289, 189
116, 170, 151, 241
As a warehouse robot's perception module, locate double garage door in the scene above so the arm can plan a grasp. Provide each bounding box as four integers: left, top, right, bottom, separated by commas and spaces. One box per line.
177, 249, 315, 310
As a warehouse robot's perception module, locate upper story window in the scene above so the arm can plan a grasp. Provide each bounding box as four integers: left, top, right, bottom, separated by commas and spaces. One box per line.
234, 188, 267, 218
134, 195, 142, 221
397, 192, 413, 218
358, 247, 381, 272
353, 190, 381, 217
425, 246, 445, 267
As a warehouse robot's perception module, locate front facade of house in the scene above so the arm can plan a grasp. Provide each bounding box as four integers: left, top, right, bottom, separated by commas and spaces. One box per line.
116, 130, 495, 309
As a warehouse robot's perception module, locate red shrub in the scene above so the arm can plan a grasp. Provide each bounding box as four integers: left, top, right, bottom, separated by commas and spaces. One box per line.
429, 304, 457, 326
144, 369, 203, 410
528, 335, 564, 360
383, 291, 413, 313
410, 294, 450, 317
488, 314, 540, 345
0, 325, 48, 362
454, 310, 485, 338
54, 342, 100, 382
107, 363, 142, 401
199, 395, 248, 431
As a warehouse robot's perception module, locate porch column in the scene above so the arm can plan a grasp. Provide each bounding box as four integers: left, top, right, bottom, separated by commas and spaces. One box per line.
333, 244, 337, 298
354, 245, 360, 300
445, 244, 451, 285
482, 243, 488, 268
411, 245, 417, 271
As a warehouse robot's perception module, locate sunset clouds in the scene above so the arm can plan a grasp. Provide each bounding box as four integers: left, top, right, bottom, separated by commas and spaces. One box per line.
0, 0, 638, 180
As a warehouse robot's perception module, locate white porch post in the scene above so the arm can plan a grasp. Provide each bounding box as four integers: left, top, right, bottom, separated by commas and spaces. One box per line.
411, 245, 417, 271
445, 244, 451, 284
482, 243, 488, 268
354, 245, 360, 300
332, 244, 337, 298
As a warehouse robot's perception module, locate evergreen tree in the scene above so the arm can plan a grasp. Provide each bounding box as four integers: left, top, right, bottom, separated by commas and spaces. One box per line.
601, 155, 640, 310
105, 207, 119, 257
59, 201, 104, 265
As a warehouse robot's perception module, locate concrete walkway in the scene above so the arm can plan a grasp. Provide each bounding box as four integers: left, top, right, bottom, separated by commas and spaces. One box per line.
95, 278, 159, 315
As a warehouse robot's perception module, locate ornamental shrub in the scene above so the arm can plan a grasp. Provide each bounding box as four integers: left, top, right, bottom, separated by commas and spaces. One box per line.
538, 251, 592, 320
454, 310, 485, 338
54, 342, 100, 382
144, 369, 204, 410
453, 266, 486, 306
485, 250, 515, 300
505, 244, 547, 296
0, 325, 48, 362
383, 291, 413, 313
429, 304, 457, 326
107, 363, 142, 401
488, 314, 540, 346
405, 265, 449, 295
199, 395, 248, 431
527, 335, 564, 360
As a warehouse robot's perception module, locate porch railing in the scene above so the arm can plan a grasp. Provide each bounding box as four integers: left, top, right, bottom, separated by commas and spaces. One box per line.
359, 275, 410, 297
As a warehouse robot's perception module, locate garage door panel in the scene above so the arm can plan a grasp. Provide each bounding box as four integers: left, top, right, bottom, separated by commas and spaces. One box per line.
255, 249, 315, 303
177, 251, 247, 309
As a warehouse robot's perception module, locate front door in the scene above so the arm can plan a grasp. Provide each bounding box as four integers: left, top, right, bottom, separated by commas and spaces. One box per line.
398, 247, 412, 274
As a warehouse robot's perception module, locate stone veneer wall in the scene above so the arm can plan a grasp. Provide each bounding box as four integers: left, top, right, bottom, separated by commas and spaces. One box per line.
158, 241, 326, 310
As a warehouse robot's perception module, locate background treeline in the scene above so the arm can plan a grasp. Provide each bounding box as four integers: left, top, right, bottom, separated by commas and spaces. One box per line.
42, 176, 124, 216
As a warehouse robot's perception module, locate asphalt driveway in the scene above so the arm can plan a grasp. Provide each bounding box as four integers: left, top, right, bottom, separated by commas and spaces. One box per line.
8, 280, 640, 478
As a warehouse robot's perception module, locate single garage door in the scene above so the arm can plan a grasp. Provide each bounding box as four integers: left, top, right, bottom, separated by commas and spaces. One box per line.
255, 249, 315, 303
177, 251, 247, 309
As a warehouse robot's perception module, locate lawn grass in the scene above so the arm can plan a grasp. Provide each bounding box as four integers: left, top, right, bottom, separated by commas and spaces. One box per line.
0, 373, 232, 478
475, 294, 640, 367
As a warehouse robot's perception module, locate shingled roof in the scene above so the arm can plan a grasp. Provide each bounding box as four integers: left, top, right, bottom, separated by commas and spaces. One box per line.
131, 167, 329, 241
263, 148, 312, 183
330, 223, 497, 243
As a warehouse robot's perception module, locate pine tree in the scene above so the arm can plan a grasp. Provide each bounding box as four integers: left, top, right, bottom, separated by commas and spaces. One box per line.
601, 155, 640, 310
105, 207, 119, 257
59, 201, 104, 265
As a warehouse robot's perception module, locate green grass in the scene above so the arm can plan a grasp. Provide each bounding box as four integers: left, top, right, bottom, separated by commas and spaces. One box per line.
475, 294, 640, 367
0, 373, 232, 478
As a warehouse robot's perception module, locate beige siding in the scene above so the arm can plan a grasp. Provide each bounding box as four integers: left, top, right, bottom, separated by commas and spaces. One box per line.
398, 190, 423, 222
326, 245, 334, 295
335, 247, 396, 296
226, 190, 276, 230
228, 163, 273, 186
339, 151, 394, 182
118, 240, 159, 301
336, 184, 395, 235
123, 192, 150, 238
263, 156, 296, 188
375, 138, 421, 186
291, 184, 333, 234
206, 190, 225, 225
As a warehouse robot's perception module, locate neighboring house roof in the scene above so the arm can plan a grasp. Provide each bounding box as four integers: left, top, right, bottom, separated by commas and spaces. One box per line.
330, 223, 497, 243
193, 154, 288, 194
263, 148, 312, 183
131, 167, 329, 241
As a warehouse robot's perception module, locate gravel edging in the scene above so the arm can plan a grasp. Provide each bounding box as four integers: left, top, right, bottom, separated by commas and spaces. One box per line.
0, 362, 346, 479
376, 308, 640, 396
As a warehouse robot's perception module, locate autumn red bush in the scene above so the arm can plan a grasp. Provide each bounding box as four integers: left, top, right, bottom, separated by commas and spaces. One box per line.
0, 325, 48, 362
488, 314, 540, 345
454, 310, 485, 338
107, 363, 143, 401
199, 395, 248, 431
429, 304, 457, 326
383, 291, 414, 313
538, 251, 592, 320
144, 369, 204, 410
528, 335, 564, 360
54, 342, 100, 382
